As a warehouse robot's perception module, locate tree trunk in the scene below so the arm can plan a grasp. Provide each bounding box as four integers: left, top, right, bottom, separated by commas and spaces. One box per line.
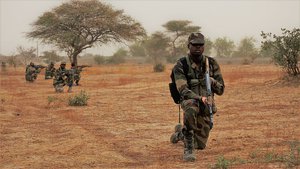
72, 50, 81, 66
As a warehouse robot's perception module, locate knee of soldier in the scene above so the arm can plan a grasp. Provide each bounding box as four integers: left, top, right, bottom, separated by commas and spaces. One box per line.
181, 99, 199, 113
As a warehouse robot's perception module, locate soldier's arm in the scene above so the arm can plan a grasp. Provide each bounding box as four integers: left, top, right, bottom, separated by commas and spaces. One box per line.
173, 60, 199, 100
210, 58, 225, 95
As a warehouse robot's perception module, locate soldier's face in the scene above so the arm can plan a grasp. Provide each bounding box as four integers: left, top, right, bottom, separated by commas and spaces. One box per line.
189, 43, 204, 57
61, 64, 66, 68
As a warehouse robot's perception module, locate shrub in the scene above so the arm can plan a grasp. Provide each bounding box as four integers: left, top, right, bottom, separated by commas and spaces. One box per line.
68, 90, 90, 106
94, 56, 106, 65
213, 155, 231, 169
153, 63, 165, 72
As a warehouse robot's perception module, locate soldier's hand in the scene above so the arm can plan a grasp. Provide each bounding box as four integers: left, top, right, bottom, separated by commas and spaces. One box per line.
201, 96, 208, 104
201, 96, 213, 105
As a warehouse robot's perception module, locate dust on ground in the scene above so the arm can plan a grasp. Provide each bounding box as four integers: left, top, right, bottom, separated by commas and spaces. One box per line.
0, 64, 299, 169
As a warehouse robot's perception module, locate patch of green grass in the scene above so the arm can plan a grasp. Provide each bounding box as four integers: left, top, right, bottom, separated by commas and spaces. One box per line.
212, 155, 231, 169
68, 90, 90, 106
285, 141, 300, 168
47, 96, 58, 105
209, 141, 300, 168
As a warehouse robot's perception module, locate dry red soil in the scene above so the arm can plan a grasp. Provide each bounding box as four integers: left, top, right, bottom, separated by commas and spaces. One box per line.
0, 64, 299, 169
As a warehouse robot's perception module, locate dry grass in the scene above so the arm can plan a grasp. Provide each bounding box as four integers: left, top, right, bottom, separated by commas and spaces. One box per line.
0, 63, 299, 169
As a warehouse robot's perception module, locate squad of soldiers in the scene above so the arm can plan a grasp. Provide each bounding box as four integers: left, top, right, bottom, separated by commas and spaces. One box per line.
22, 32, 225, 163
25, 61, 90, 93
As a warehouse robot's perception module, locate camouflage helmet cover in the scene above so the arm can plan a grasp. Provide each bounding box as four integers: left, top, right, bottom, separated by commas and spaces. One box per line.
60, 61, 66, 65
188, 32, 205, 45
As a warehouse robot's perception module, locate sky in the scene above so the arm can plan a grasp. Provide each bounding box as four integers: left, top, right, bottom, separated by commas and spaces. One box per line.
0, 0, 299, 56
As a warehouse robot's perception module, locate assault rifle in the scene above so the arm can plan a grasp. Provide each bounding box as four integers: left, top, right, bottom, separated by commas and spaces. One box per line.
35, 65, 46, 69
205, 58, 214, 129
77, 65, 91, 68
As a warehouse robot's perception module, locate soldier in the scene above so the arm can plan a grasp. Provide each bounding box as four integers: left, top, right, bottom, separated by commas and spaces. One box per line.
71, 62, 83, 86
1, 61, 7, 73
172, 32, 225, 162
45, 62, 56, 79
53, 61, 73, 93
25, 62, 43, 82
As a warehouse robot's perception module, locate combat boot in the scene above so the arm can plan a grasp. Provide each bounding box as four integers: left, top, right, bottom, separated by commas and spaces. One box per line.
67, 86, 73, 93
170, 131, 184, 144
170, 123, 184, 144
183, 132, 196, 162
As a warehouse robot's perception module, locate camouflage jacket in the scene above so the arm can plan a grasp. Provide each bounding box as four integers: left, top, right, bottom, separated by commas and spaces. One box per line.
173, 55, 225, 101
53, 67, 73, 86
45, 66, 56, 79
71, 66, 82, 78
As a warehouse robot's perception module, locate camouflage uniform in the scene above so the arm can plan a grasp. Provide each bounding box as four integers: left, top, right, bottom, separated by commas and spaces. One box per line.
25, 62, 41, 82
172, 32, 225, 161
71, 63, 83, 86
174, 55, 224, 148
1, 62, 7, 72
53, 62, 73, 92
45, 62, 56, 79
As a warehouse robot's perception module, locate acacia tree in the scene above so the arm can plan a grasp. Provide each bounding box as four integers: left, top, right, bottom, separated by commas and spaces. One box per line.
27, 0, 145, 66
144, 32, 170, 65
41, 50, 62, 64
129, 41, 146, 57
214, 37, 235, 58
261, 28, 300, 76
162, 20, 200, 58
203, 37, 213, 56
233, 37, 259, 63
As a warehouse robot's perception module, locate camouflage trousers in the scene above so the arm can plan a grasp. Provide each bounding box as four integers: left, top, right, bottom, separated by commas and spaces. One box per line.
181, 99, 212, 150
25, 74, 37, 82
53, 80, 73, 93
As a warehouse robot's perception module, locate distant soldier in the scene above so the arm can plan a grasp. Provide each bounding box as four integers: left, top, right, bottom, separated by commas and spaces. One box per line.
45, 62, 56, 79
71, 62, 91, 86
25, 62, 45, 82
1, 61, 7, 72
53, 61, 73, 93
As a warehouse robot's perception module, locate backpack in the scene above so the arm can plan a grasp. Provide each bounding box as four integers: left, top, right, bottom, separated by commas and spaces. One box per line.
169, 57, 189, 104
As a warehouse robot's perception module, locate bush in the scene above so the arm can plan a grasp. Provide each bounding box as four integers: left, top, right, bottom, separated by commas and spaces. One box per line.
153, 63, 165, 72
68, 90, 90, 106
261, 28, 300, 76
106, 55, 126, 64
94, 55, 106, 65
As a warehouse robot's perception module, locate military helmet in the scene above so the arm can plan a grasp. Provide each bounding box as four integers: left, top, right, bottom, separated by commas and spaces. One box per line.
29, 62, 34, 66
188, 32, 205, 45
60, 61, 66, 65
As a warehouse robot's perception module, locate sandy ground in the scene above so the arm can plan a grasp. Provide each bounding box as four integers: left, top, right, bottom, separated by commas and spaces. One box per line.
0, 63, 299, 169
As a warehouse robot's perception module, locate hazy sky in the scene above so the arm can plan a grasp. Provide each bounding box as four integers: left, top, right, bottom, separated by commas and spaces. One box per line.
0, 0, 299, 56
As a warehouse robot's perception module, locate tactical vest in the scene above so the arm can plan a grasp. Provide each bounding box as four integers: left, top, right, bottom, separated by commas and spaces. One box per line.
169, 55, 214, 104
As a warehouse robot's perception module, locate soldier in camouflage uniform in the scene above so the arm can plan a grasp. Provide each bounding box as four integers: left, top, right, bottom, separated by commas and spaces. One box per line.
45, 62, 56, 79
173, 32, 225, 162
53, 61, 73, 93
71, 62, 83, 86
25, 62, 41, 82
